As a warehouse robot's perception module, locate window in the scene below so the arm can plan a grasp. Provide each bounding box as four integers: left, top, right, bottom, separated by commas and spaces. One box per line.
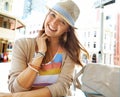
88, 42, 90, 48
3, 21, 7, 28
4, 2, 9, 11
92, 53, 97, 63
93, 42, 96, 48
88, 31, 90, 37
94, 31, 96, 37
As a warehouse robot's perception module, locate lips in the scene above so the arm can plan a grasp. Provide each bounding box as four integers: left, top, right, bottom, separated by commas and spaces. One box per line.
48, 25, 57, 32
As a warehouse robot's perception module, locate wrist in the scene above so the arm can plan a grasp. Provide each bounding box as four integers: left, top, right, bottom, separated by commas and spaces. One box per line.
37, 51, 45, 56
34, 51, 45, 58
28, 63, 40, 73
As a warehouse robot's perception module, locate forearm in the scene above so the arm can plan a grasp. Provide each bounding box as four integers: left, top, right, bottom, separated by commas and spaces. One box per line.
17, 66, 37, 89
13, 87, 52, 97
17, 57, 43, 89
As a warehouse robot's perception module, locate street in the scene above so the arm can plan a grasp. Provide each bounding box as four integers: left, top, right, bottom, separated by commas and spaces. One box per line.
0, 62, 85, 97
0, 62, 10, 92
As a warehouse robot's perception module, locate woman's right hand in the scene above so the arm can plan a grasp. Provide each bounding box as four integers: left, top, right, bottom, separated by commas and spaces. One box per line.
36, 29, 48, 53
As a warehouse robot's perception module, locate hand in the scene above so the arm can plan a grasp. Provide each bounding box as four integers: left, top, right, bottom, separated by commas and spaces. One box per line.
36, 29, 48, 53
0, 92, 12, 97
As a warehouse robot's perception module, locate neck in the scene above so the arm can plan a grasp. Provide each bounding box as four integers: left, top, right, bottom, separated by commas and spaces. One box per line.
43, 38, 60, 63
48, 37, 59, 48
48, 38, 60, 55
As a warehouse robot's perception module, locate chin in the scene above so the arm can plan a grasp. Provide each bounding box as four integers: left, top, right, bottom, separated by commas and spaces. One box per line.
45, 32, 50, 36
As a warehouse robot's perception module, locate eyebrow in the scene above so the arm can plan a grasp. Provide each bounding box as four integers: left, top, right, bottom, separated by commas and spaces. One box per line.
49, 10, 67, 24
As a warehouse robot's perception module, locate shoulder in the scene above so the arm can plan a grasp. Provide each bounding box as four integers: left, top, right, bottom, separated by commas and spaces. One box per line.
14, 37, 35, 47
12, 37, 36, 62
62, 51, 75, 65
14, 37, 35, 44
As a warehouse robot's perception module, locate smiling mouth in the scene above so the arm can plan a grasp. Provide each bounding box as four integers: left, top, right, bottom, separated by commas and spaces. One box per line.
48, 25, 57, 32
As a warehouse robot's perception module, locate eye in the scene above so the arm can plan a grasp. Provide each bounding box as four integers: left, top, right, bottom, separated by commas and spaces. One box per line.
49, 11, 56, 18
59, 19, 67, 26
60, 21, 66, 25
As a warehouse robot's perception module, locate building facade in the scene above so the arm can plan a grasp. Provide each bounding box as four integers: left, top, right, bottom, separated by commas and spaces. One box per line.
0, 0, 26, 62
114, 13, 120, 65
79, 4, 116, 65
113, 0, 120, 66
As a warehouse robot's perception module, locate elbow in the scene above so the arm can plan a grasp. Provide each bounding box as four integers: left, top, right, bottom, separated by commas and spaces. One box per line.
8, 79, 29, 93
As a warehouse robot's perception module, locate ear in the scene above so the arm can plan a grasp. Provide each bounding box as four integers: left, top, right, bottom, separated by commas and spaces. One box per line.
63, 32, 67, 42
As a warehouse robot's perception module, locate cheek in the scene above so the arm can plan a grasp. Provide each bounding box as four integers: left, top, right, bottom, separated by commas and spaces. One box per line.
58, 29, 66, 36
59, 26, 68, 33
44, 18, 48, 26
44, 16, 50, 25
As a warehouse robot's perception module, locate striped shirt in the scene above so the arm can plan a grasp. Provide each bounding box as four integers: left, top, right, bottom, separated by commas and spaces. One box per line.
32, 47, 63, 88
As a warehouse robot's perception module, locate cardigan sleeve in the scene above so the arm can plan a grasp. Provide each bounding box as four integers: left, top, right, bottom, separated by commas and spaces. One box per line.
47, 54, 75, 97
8, 38, 35, 92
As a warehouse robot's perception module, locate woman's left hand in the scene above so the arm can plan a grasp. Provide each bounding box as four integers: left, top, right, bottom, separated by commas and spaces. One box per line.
0, 92, 12, 97
36, 29, 48, 53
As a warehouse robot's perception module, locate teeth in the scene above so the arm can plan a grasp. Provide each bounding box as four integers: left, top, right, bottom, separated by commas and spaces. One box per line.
49, 25, 56, 31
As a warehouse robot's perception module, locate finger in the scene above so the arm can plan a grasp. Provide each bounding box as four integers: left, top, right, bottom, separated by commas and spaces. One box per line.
36, 34, 48, 40
41, 33, 47, 37
44, 35, 49, 40
38, 29, 45, 36
41, 34, 48, 40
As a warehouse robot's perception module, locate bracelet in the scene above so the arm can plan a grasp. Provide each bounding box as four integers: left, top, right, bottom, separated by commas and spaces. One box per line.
28, 64, 39, 73
30, 64, 40, 70
34, 52, 45, 58
37, 52, 45, 57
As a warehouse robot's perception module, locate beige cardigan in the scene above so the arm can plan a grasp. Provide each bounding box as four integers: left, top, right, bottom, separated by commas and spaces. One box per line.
8, 38, 75, 97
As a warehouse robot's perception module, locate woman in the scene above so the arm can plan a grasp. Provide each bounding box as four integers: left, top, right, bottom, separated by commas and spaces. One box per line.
0, 0, 88, 97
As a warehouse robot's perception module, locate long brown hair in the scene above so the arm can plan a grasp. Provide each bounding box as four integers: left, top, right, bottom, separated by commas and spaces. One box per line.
42, 11, 88, 66
59, 26, 89, 66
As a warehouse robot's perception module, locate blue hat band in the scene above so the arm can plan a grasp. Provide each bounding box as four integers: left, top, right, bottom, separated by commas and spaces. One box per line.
52, 4, 74, 26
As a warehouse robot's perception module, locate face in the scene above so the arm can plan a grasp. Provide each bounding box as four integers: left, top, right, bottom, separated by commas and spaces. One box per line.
44, 10, 69, 38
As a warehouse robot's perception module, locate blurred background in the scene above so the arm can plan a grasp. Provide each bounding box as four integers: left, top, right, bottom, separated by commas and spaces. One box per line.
0, 0, 119, 96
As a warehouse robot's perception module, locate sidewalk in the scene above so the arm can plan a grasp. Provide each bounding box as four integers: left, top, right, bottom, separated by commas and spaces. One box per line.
0, 62, 10, 92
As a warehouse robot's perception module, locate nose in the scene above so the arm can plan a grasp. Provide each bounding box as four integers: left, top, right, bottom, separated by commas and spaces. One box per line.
51, 18, 58, 27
